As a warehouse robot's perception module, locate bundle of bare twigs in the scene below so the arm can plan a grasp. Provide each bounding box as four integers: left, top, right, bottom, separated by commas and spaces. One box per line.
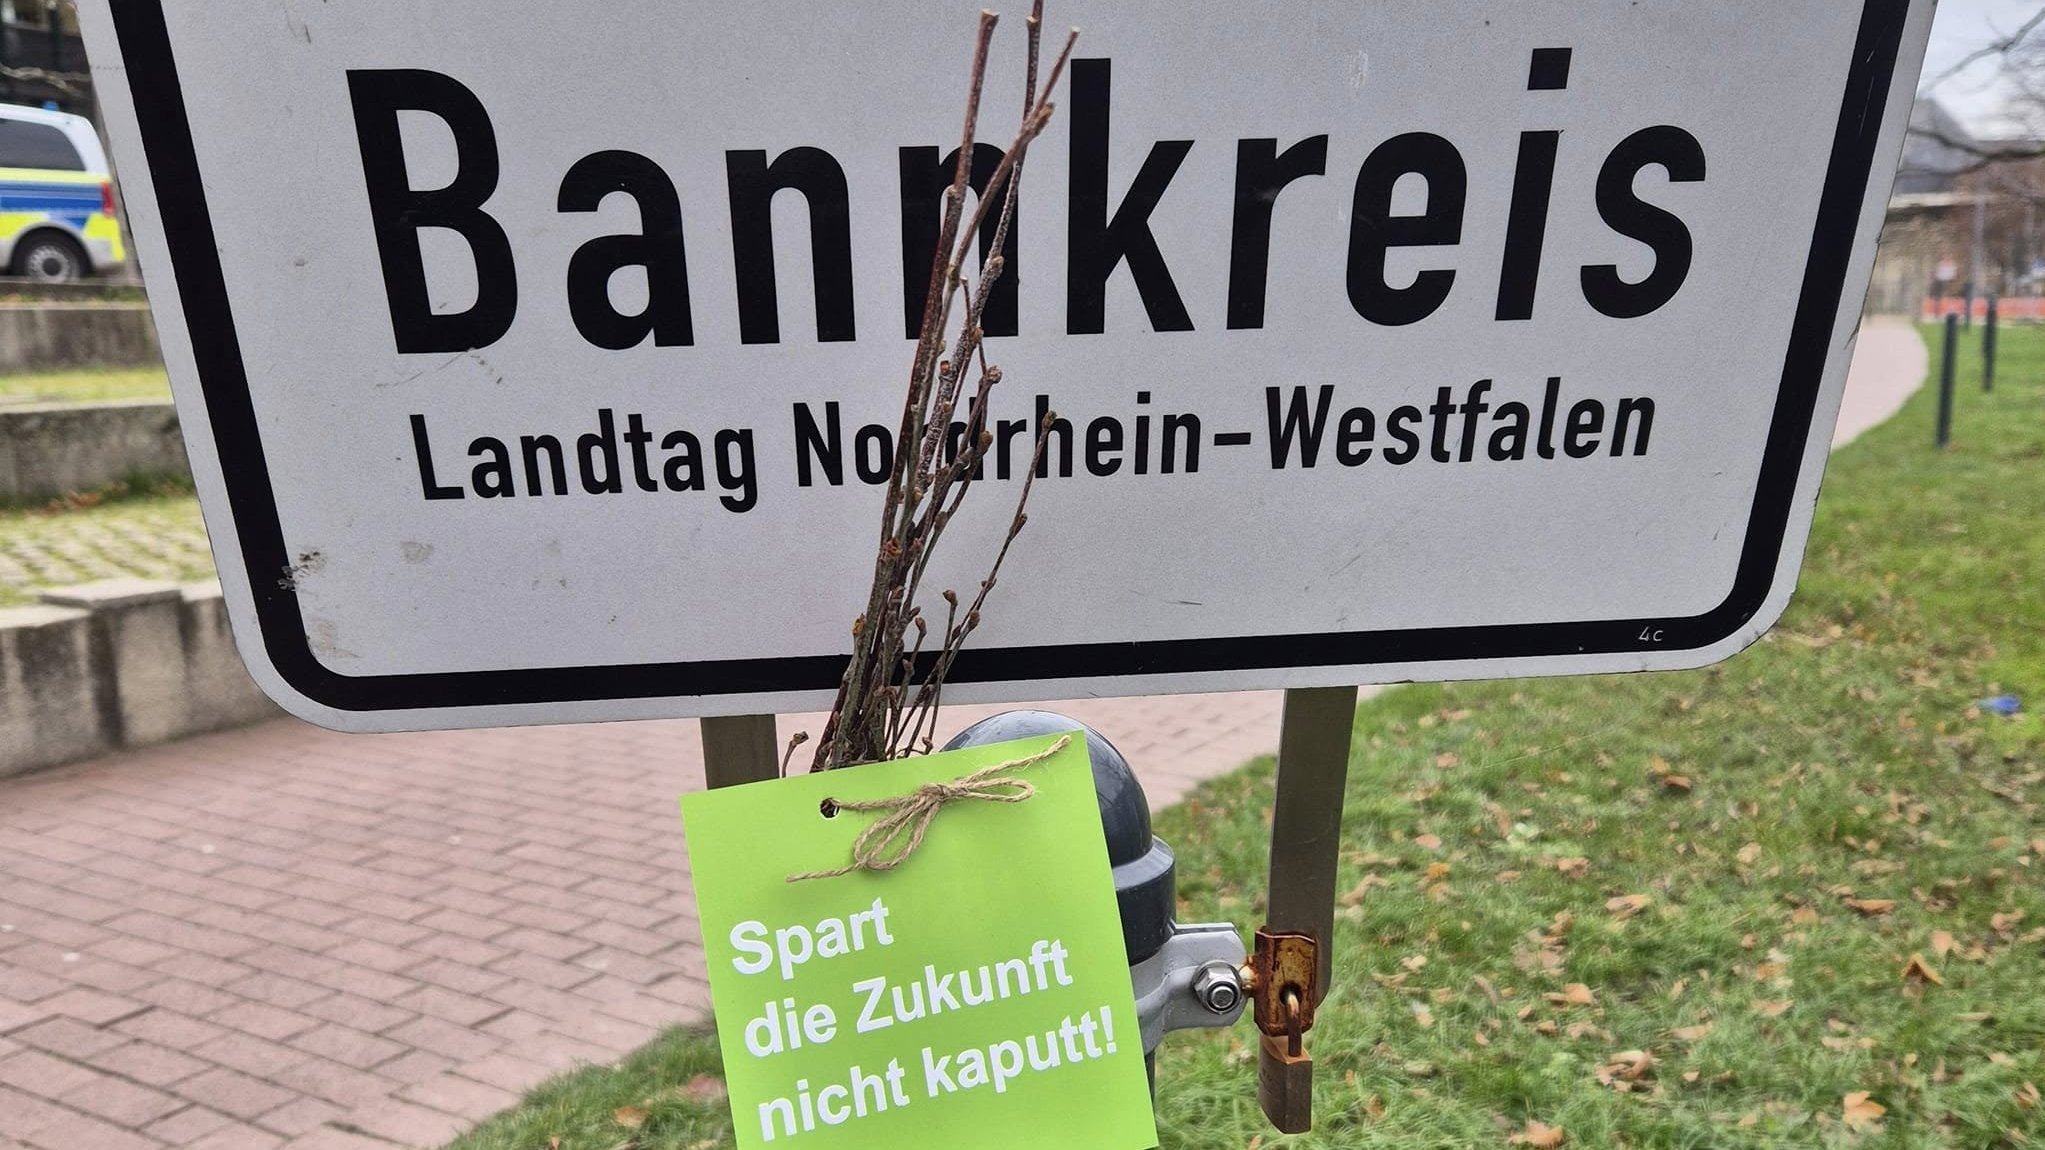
801, 5, 1076, 773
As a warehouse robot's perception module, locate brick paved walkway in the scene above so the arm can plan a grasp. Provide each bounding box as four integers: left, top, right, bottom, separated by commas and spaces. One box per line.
0, 319, 1928, 1148
0, 695, 1288, 1149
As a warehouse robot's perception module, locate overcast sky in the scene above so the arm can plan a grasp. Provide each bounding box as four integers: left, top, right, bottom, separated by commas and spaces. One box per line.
1921, 0, 2045, 133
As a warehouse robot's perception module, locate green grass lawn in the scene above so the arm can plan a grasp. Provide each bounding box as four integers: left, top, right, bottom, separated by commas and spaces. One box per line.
449, 322, 2043, 1149
0, 366, 171, 403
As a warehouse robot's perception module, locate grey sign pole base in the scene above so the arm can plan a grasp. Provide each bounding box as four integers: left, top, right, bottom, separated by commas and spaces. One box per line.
701, 714, 780, 790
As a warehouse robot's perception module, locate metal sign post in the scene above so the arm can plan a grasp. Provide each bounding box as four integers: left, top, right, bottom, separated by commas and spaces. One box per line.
1252, 686, 1357, 1131
701, 714, 780, 790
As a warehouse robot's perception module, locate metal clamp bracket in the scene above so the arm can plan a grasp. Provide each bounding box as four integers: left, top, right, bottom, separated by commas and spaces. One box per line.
1129, 921, 1247, 1054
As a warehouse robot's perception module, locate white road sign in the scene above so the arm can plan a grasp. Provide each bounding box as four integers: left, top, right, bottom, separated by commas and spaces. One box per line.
80, 1, 1933, 731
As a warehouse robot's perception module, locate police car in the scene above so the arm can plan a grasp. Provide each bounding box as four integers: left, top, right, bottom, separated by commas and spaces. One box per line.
0, 103, 125, 282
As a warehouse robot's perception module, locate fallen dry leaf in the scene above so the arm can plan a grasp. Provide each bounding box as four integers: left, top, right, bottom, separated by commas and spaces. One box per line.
1562, 983, 1596, 1006
1341, 874, 1391, 907
1791, 906, 1821, 926
1607, 894, 1652, 918
1509, 1119, 1567, 1147
1554, 857, 1590, 878
1672, 1022, 1714, 1042
678, 1073, 726, 1104
1414, 833, 1444, 851
1844, 898, 1897, 917
1410, 1001, 1435, 1028
1841, 1091, 1886, 1133
1752, 999, 1793, 1018
1737, 842, 1764, 866
1660, 774, 1694, 793
1931, 930, 1957, 957
1902, 953, 1945, 987
1599, 1049, 1657, 1086
614, 1105, 649, 1130
2016, 1081, 2040, 1111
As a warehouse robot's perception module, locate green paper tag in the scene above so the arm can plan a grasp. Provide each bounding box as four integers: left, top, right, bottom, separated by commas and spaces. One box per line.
680, 732, 1158, 1150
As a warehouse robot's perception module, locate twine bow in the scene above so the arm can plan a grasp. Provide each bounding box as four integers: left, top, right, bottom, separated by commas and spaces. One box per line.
787, 735, 1073, 882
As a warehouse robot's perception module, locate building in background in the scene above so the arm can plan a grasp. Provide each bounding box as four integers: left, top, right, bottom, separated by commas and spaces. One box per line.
0, 0, 90, 114
1870, 94, 2045, 321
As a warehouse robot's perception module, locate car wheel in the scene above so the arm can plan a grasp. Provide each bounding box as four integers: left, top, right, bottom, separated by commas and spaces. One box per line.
12, 233, 87, 283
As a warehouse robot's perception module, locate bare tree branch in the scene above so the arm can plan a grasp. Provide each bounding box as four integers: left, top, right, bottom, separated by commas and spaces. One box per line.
1923, 6, 2045, 92
1905, 121, 2045, 175
809, 9, 1076, 772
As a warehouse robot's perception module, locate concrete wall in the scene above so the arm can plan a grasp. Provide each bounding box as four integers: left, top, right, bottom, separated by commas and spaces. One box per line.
0, 579, 278, 778
0, 304, 160, 373
0, 400, 189, 500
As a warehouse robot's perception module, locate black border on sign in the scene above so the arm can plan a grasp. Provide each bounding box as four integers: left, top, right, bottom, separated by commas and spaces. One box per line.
111, 1, 1909, 713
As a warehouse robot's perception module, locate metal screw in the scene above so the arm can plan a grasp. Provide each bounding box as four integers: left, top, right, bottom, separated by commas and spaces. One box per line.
1192, 961, 1243, 1014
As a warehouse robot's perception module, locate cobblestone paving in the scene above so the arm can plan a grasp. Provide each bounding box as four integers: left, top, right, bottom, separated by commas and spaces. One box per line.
0, 496, 214, 607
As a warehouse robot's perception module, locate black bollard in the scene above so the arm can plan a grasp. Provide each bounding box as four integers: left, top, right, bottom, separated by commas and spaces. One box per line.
942, 712, 1176, 1085
1938, 312, 1957, 450
1984, 296, 1998, 393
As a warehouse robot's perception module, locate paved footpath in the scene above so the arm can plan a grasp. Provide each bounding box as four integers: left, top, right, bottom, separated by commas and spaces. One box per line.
0, 322, 1925, 1150
1832, 317, 1926, 446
